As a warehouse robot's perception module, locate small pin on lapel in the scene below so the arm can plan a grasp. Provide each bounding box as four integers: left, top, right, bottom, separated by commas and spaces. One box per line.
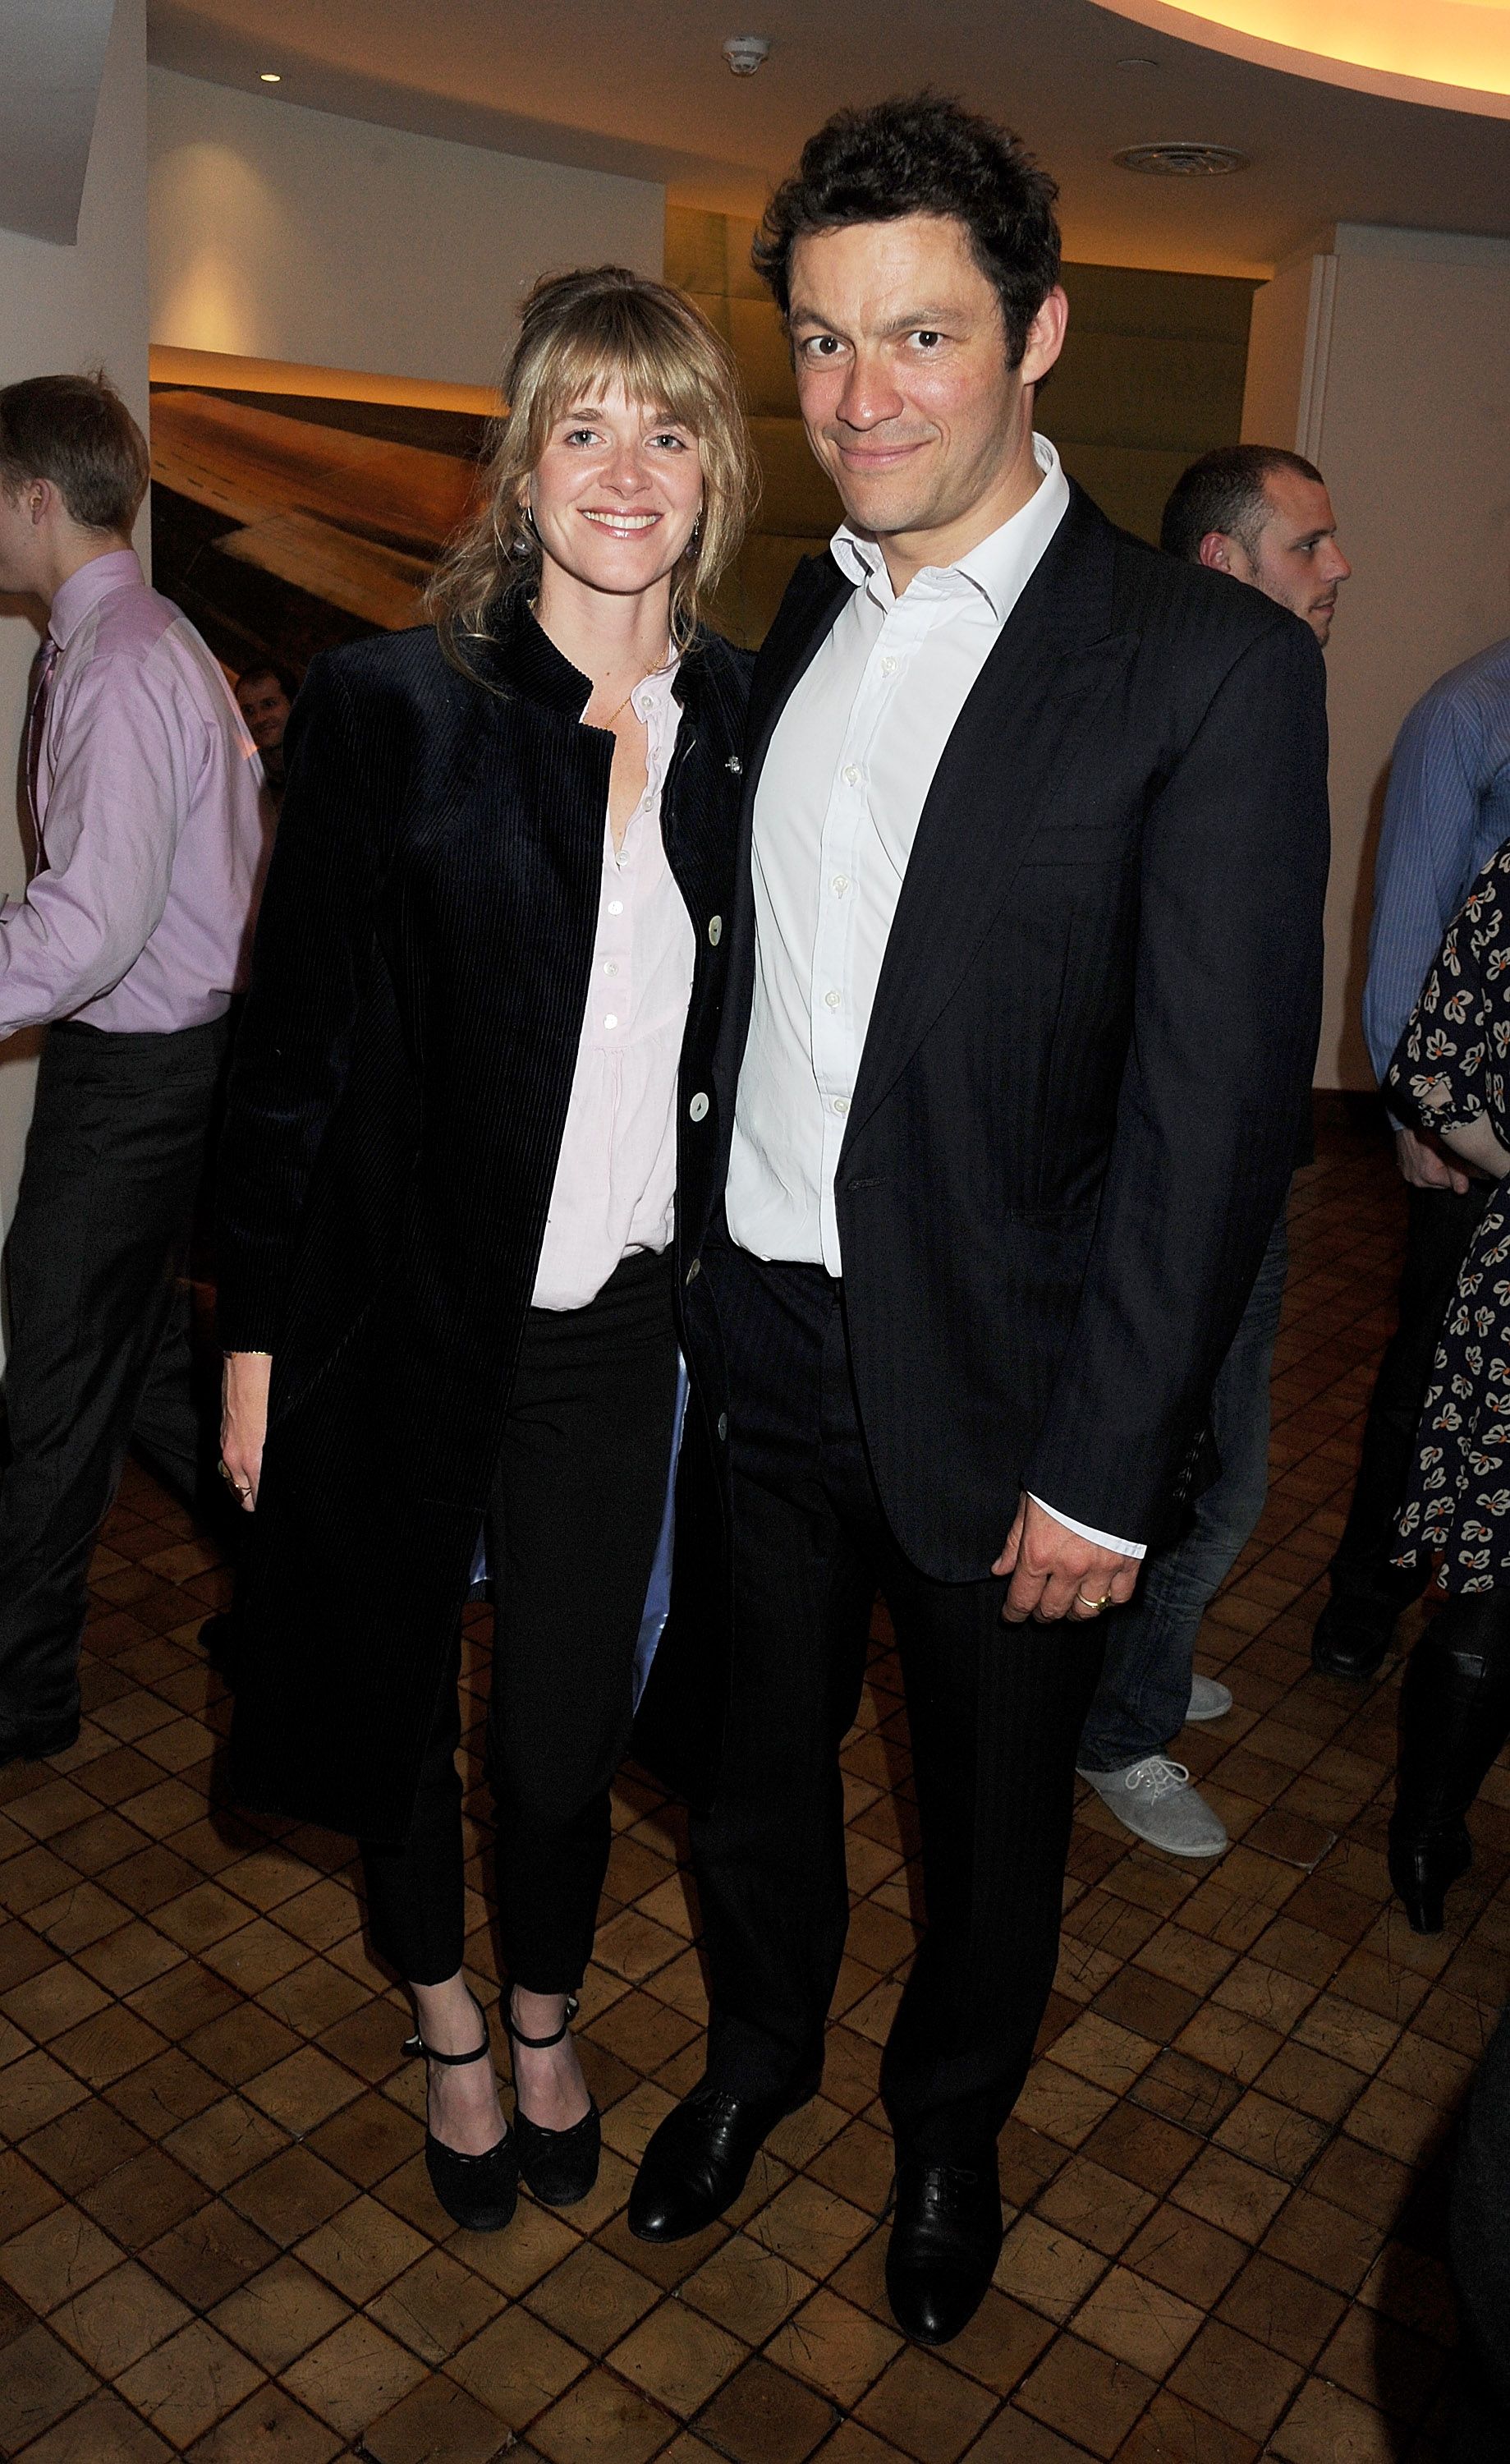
726, 755, 743, 775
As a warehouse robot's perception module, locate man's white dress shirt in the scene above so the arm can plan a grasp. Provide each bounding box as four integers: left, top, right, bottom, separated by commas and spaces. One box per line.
725, 435, 1142, 1559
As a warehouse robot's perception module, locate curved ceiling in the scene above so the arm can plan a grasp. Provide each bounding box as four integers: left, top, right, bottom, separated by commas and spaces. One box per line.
1091, 0, 1510, 117
147, 0, 1510, 278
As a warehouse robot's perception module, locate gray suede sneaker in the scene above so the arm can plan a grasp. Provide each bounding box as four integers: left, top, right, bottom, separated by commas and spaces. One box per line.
1078, 1756, 1229, 1857
1186, 1674, 1233, 1722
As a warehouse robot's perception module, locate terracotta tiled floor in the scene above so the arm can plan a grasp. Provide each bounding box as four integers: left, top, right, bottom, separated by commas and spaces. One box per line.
2, 1106, 1506, 2462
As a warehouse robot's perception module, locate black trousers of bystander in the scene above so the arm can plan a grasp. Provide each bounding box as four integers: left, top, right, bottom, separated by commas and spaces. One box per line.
0, 1017, 230, 1753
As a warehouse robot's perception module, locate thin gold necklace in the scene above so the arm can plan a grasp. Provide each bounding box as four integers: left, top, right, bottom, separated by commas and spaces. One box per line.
590, 649, 671, 733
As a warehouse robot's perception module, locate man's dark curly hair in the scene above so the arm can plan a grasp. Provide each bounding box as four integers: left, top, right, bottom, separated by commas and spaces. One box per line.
751, 93, 1061, 369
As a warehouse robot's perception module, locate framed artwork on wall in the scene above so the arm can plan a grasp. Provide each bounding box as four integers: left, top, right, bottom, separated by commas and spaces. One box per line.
149, 351, 493, 685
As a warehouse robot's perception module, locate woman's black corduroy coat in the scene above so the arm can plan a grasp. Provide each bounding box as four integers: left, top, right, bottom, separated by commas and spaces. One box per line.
216, 595, 751, 1842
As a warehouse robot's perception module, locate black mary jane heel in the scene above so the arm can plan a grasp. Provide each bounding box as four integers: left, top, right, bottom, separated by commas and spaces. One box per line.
507, 1991, 602, 2207
403, 1990, 518, 2233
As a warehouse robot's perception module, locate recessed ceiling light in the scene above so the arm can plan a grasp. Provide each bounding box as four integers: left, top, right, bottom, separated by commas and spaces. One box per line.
1116, 56, 1160, 68
259, 70, 281, 83
1113, 140, 1250, 176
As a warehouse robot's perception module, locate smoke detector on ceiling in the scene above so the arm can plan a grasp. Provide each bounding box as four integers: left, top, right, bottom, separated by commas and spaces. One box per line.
1113, 140, 1251, 175
723, 34, 772, 76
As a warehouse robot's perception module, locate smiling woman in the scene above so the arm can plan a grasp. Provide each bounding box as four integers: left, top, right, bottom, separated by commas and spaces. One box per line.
429, 266, 756, 668
212, 263, 756, 2241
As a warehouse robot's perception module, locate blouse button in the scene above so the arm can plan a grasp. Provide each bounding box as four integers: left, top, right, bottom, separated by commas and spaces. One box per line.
689, 1092, 710, 1123
708, 916, 723, 946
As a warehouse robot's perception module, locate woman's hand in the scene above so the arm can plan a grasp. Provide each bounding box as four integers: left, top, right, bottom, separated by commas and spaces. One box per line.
221, 1352, 272, 1511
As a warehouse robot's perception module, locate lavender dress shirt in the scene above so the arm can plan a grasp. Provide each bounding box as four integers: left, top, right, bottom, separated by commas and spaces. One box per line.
1, 549, 270, 1037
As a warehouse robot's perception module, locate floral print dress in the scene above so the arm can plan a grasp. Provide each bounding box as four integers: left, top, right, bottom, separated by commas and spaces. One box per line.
1391, 840, 1510, 1591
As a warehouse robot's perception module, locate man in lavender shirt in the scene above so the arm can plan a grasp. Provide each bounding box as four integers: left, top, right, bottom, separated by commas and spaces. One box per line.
0, 373, 269, 1767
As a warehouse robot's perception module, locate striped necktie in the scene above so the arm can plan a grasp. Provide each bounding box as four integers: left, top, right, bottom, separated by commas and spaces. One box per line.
25, 634, 60, 856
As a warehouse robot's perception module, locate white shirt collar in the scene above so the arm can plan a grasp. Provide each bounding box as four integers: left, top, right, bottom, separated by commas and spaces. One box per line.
829, 434, 1069, 619
629, 654, 680, 723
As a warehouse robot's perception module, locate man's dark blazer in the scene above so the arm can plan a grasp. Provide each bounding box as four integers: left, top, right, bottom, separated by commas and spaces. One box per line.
695, 482, 1329, 1579
215, 595, 750, 1841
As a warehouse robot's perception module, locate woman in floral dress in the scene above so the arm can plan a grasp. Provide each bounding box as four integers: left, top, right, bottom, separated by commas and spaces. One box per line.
1386, 841, 1510, 1929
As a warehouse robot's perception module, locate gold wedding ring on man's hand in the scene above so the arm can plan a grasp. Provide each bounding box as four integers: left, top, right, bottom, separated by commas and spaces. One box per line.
1076, 1589, 1113, 1614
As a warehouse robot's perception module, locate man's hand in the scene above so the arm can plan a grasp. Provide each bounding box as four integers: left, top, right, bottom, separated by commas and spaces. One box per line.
1395, 1126, 1471, 1195
220, 1352, 272, 1511
994, 1493, 1141, 1625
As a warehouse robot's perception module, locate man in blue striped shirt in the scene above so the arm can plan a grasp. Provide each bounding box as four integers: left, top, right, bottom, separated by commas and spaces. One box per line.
1313, 636, 1510, 1680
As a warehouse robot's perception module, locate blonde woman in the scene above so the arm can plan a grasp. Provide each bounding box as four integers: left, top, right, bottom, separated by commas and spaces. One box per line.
214, 269, 755, 2232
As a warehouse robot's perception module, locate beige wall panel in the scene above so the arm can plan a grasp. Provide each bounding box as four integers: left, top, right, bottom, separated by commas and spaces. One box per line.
1047, 329, 1250, 456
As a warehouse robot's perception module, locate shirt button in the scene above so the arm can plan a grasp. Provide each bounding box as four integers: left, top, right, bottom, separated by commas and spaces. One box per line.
842, 764, 861, 787
608, 899, 624, 916
824, 989, 842, 1009
881, 655, 897, 676
689, 1092, 709, 1122
686, 1257, 701, 1284
833, 1096, 851, 1117
708, 915, 723, 945
831, 875, 849, 896
604, 961, 619, 978
717, 1413, 728, 1441
604, 1014, 618, 1030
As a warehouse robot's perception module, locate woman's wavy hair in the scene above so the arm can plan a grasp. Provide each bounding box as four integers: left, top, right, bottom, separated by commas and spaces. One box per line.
428, 266, 756, 669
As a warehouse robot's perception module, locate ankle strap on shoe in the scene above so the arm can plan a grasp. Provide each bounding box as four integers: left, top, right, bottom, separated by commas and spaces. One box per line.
402, 1986, 492, 2066
506, 1992, 579, 2050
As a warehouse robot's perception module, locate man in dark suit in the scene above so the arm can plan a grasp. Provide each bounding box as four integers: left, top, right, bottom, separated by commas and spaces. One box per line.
630, 95, 1329, 2346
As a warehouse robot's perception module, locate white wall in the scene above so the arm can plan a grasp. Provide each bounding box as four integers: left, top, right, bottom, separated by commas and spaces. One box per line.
0, 0, 149, 1273
1243, 224, 1510, 1088
148, 67, 664, 391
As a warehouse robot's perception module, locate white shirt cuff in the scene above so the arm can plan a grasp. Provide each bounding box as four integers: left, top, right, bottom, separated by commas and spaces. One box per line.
1026, 1493, 1146, 1560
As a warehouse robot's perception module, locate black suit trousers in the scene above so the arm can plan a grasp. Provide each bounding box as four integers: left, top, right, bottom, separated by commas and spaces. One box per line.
693, 1246, 1105, 2160
0, 1017, 229, 1741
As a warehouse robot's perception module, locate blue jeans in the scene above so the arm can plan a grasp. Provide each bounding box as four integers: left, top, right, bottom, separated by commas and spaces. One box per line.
1076, 1200, 1290, 1773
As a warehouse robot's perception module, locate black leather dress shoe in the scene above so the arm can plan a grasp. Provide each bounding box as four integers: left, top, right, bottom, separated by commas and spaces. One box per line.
1310, 1597, 1398, 1682
629, 2081, 809, 2242
886, 2158, 1003, 2347
0, 1716, 80, 1772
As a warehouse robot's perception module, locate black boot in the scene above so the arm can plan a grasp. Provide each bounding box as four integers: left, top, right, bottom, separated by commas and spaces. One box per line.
1388, 1594, 1510, 1935
1311, 1593, 1402, 1682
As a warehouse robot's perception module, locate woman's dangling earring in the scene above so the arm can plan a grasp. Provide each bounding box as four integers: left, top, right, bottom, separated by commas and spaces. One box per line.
685, 513, 702, 561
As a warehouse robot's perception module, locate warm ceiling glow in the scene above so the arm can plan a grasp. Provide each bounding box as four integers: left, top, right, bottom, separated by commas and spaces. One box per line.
1090, 0, 1510, 114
